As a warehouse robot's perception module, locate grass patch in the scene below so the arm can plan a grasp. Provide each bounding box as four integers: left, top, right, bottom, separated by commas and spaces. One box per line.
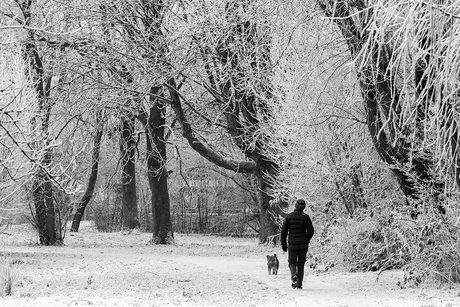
0, 254, 22, 297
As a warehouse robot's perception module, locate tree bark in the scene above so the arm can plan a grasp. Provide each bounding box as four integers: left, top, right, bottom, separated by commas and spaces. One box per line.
256, 162, 284, 244
147, 87, 174, 244
71, 110, 104, 232
32, 154, 56, 245
120, 113, 139, 229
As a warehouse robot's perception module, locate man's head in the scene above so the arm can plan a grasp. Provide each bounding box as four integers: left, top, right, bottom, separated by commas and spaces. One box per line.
295, 199, 306, 210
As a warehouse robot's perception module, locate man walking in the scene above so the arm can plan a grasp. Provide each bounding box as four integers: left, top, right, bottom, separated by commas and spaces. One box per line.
281, 199, 314, 289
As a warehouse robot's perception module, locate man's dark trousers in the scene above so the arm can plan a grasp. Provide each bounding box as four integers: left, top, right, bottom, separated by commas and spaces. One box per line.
288, 242, 308, 287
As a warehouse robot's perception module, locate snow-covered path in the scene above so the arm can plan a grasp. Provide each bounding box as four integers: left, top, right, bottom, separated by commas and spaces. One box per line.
1, 228, 459, 307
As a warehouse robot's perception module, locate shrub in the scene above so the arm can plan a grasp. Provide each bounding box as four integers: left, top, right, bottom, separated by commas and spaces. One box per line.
0, 255, 22, 297
403, 217, 460, 285
333, 213, 411, 272
317, 204, 460, 285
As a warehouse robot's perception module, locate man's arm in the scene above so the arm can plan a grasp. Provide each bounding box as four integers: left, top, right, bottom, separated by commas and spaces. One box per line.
280, 217, 289, 251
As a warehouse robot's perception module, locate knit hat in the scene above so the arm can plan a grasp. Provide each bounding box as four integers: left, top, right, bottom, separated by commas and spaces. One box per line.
295, 199, 306, 210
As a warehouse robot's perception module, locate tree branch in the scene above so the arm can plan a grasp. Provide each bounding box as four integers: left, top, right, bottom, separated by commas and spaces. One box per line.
168, 78, 257, 173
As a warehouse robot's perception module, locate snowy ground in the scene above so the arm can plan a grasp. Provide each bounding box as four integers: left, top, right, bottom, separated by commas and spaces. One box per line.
1, 223, 460, 307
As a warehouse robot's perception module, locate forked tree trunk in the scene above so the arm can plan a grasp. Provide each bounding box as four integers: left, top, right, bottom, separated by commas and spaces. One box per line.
113, 1, 173, 242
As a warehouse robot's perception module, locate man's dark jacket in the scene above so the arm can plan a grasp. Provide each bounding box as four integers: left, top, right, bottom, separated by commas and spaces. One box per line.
281, 209, 314, 250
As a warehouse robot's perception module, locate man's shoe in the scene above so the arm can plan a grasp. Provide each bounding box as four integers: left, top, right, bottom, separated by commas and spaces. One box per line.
297, 286, 303, 289
291, 274, 298, 289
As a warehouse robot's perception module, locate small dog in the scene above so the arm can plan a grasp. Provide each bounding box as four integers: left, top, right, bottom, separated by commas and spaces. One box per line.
266, 254, 279, 275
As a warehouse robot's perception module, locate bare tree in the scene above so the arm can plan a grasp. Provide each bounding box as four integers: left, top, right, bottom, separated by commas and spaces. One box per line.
104, 1, 175, 243
6, 0, 61, 245
1, 0, 117, 240
164, 0, 290, 243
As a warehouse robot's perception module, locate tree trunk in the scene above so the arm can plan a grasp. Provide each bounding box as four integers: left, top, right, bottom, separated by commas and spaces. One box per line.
120, 113, 139, 229
257, 162, 286, 244
350, 164, 367, 210
257, 185, 277, 243
71, 110, 104, 232
147, 87, 174, 244
32, 158, 57, 245
19, 1, 60, 245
